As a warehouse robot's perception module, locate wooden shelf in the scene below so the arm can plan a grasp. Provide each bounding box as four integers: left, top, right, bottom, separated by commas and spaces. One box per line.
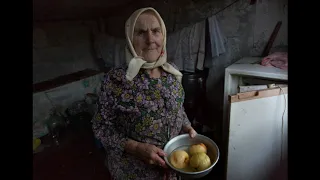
33, 69, 103, 94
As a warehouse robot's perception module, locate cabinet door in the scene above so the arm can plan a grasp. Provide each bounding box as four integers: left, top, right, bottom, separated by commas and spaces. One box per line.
226, 87, 287, 180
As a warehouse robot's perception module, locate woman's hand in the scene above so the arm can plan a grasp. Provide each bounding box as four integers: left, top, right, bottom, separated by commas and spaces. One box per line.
183, 125, 197, 138
134, 142, 168, 168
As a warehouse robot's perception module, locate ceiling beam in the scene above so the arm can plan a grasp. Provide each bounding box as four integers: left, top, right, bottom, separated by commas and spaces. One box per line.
33, 0, 138, 22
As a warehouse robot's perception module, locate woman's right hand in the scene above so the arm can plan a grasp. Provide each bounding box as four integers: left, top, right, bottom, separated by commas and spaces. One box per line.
134, 142, 168, 168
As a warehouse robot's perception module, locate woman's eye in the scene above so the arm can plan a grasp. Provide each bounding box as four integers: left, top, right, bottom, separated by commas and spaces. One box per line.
153, 30, 160, 34
138, 31, 145, 36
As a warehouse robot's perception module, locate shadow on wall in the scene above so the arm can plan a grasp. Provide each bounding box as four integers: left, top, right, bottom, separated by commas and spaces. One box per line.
33, 21, 100, 84
268, 156, 287, 180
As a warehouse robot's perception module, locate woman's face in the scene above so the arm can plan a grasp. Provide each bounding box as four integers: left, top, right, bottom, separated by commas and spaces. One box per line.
132, 12, 164, 63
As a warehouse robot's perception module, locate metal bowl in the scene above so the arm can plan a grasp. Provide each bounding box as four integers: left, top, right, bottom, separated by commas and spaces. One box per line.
163, 134, 220, 179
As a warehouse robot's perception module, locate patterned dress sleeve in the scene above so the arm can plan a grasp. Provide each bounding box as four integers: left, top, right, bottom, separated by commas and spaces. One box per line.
92, 69, 128, 156
168, 62, 192, 128
181, 107, 192, 127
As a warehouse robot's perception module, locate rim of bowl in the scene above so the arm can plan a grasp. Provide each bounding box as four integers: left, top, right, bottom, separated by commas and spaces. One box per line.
163, 134, 220, 175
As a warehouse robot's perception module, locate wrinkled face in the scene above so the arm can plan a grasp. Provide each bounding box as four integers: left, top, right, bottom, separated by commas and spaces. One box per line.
132, 12, 164, 63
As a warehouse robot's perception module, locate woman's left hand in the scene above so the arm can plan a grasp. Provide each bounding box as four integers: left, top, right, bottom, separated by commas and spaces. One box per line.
188, 128, 197, 138
183, 125, 197, 138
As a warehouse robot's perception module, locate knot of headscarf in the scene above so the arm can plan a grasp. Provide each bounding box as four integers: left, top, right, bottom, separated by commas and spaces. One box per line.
124, 7, 183, 82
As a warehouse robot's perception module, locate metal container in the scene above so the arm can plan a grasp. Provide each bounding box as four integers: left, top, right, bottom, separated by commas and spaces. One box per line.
163, 134, 220, 179
182, 71, 207, 123
45, 111, 67, 146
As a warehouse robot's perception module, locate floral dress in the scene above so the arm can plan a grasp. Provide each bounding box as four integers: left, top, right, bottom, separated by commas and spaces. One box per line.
92, 65, 191, 180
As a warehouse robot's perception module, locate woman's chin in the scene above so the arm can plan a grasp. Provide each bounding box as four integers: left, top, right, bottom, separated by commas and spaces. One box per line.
144, 58, 160, 63
142, 54, 161, 63
145, 59, 157, 63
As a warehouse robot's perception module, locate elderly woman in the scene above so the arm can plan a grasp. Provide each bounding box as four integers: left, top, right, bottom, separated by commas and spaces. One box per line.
92, 7, 197, 180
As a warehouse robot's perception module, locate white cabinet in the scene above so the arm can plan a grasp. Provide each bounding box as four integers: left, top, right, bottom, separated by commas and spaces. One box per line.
222, 57, 288, 180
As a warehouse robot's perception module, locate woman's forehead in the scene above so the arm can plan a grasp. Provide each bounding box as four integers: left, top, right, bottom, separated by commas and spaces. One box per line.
134, 13, 161, 29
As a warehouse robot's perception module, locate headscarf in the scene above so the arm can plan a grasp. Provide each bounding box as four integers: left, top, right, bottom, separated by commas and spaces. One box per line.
124, 7, 183, 82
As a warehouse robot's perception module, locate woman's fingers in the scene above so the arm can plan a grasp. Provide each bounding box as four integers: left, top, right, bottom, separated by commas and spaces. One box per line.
151, 153, 166, 167
148, 159, 155, 164
183, 125, 197, 138
149, 146, 167, 168
155, 148, 167, 157
146, 155, 166, 167
139, 143, 168, 168
189, 129, 197, 138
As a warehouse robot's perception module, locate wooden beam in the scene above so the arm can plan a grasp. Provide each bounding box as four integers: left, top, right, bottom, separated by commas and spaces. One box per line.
33, 69, 103, 93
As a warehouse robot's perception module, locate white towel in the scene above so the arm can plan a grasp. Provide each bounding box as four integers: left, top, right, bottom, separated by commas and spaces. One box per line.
206, 15, 227, 68
195, 21, 206, 70
93, 29, 126, 68
167, 20, 206, 72
167, 29, 183, 70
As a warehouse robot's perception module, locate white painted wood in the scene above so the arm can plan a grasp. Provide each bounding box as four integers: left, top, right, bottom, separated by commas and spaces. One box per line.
222, 57, 288, 177
226, 63, 287, 80
226, 91, 288, 180
239, 85, 268, 93
223, 57, 288, 123
227, 57, 288, 80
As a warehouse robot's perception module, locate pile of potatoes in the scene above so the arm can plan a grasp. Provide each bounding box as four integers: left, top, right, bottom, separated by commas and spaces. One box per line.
169, 143, 211, 172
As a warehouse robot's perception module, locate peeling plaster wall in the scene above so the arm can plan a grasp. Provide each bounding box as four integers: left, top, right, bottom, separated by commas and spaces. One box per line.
32, 0, 287, 125
33, 20, 100, 83
203, 0, 288, 110
33, 0, 287, 84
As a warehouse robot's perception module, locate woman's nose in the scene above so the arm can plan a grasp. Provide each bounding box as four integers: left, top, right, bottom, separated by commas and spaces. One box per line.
146, 30, 154, 44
